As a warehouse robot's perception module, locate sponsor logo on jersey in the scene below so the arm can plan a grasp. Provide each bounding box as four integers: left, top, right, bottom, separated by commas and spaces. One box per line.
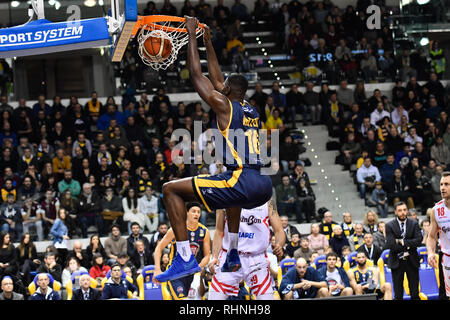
442, 226, 450, 233
190, 242, 200, 257
238, 232, 255, 239
240, 215, 262, 225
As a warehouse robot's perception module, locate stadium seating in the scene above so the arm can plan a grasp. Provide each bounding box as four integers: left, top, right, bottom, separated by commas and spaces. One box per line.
136, 265, 170, 300
28, 273, 61, 295
311, 254, 327, 269
377, 249, 410, 300
65, 270, 97, 300
277, 258, 296, 286
416, 247, 440, 300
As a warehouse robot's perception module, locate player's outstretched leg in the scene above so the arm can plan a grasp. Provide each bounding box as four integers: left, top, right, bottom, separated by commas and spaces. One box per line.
154, 177, 201, 282
221, 207, 242, 272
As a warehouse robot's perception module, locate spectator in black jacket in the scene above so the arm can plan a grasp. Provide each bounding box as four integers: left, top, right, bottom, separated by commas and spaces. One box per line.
319, 211, 339, 240
29, 273, 61, 300
357, 233, 383, 264
286, 84, 305, 127
68, 240, 91, 270
296, 177, 316, 223
329, 225, 350, 259
77, 183, 104, 238
37, 252, 62, 283
126, 222, 150, 256
324, 91, 344, 137
129, 239, 154, 274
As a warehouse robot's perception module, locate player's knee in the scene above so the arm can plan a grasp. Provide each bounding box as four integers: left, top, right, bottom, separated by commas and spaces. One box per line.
317, 287, 329, 298
342, 287, 353, 296
382, 283, 392, 292
162, 181, 174, 197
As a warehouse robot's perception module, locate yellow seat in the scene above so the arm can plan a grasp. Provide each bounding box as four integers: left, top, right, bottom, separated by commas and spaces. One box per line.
65, 271, 98, 300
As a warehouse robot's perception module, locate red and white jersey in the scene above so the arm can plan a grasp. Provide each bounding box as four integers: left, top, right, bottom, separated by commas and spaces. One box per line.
223, 202, 270, 255
434, 200, 450, 255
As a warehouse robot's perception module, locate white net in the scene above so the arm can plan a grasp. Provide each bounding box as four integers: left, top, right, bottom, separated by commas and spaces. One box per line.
137, 20, 204, 71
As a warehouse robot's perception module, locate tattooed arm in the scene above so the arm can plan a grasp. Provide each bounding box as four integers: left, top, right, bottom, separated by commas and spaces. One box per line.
268, 197, 285, 258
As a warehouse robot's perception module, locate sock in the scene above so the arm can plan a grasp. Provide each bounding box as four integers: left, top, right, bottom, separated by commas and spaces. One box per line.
228, 233, 239, 251
177, 240, 191, 262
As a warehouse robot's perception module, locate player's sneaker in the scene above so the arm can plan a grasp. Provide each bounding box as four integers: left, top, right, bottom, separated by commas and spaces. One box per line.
154, 253, 201, 282
221, 249, 241, 272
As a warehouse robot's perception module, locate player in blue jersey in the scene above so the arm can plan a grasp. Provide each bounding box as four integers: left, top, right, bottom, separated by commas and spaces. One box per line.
154, 17, 273, 283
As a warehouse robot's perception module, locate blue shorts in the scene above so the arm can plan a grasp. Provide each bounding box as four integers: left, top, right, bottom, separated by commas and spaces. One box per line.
192, 168, 273, 212
167, 274, 194, 300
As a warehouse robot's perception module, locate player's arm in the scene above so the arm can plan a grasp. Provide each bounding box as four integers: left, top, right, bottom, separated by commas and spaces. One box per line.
203, 26, 225, 92
199, 229, 211, 269
209, 209, 226, 274
346, 270, 358, 292
185, 17, 230, 129
372, 267, 380, 285
426, 207, 439, 268
153, 228, 175, 280
268, 197, 285, 258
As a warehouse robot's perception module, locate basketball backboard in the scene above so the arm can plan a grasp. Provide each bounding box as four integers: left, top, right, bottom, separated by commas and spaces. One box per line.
0, 0, 136, 60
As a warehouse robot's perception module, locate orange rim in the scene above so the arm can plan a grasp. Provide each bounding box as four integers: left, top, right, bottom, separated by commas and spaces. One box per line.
132, 15, 206, 36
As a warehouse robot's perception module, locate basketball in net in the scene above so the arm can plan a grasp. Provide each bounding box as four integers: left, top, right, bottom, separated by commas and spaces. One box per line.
137, 16, 205, 70
141, 32, 173, 62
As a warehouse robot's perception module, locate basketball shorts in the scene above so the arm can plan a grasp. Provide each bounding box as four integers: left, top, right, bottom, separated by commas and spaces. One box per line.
167, 274, 194, 300
192, 168, 273, 212
210, 249, 273, 298
442, 253, 450, 297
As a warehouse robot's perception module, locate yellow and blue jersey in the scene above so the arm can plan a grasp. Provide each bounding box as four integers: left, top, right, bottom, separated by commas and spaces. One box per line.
192, 99, 272, 212
212, 99, 263, 171
167, 223, 208, 300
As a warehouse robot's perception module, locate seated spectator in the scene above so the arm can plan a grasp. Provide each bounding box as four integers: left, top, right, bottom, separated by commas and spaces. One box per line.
116, 252, 137, 280
329, 225, 350, 259
404, 127, 423, 150
29, 273, 62, 300
59, 190, 78, 237
149, 222, 169, 253
280, 215, 300, 244
410, 168, 434, 214
0, 276, 24, 300
303, 82, 322, 125
372, 182, 389, 218
72, 273, 101, 300
346, 252, 392, 300
386, 168, 415, 209
341, 246, 352, 262
52, 149, 72, 182
430, 164, 444, 202
363, 210, 379, 234
276, 175, 302, 223
17, 175, 38, 202
77, 183, 104, 238
357, 233, 382, 264
370, 102, 390, 128
61, 256, 88, 289
89, 253, 110, 288
37, 252, 62, 283
324, 91, 344, 138
104, 224, 127, 265
339, 132, 361, 170
58, 170, 81, 200
137, 185, 159, 234
356, 157, 381, 200
0, 231, 18, 280
348, 223, 365, 252
68, 240, 90, 270
431, 135, 450, 167
285, 233, 301, 258
373, 221, 387, 250
318, 252, 353, 297
341, 212, 355, 237
101, 263, 138, 300
380, 154, 397, 187
126, 222, 150, 257
85, 235, 107, 269
307, 223, 328, 255
296, 177, 316, 223
129, 239, 154, 274
16, 233, 40, 285
293, 237, 313, 261
319, 211, 339, 241
100, 187, 123, 231
0, 193, 22, 241
279, 257, 329, 299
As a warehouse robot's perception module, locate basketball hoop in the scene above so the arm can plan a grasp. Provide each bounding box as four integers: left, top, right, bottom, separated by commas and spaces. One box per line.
135, 15, 205, 70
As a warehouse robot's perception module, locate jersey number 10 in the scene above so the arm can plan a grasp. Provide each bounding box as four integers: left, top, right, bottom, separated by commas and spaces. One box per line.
245, 130, 260, 154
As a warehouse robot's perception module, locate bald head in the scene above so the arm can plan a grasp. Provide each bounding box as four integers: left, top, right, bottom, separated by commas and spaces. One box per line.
295, 258, 308, 277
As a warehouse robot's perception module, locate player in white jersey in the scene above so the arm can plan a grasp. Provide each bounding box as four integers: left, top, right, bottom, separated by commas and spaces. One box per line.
427, 171, 450, 298
208, 197, 285, 300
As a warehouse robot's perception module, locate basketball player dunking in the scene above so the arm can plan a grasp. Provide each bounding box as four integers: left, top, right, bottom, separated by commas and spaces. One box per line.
154, 17, 273, 283
427, 171, 450, 298
208, 198, 285, 300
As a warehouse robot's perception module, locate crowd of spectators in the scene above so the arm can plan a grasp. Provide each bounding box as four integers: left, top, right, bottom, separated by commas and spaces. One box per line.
118, 0, 447, 93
